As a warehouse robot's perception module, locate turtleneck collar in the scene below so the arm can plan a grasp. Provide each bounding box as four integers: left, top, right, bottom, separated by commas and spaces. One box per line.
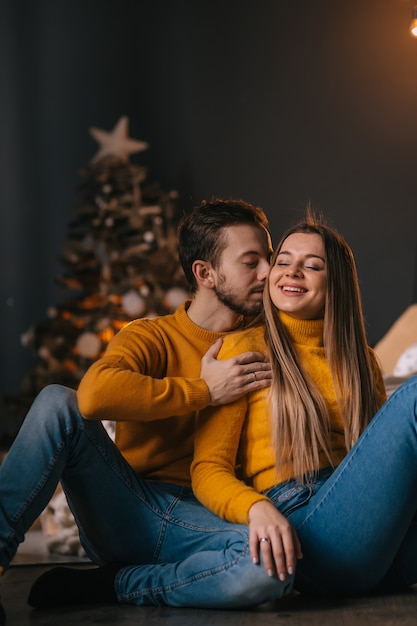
278, 310, 324, 348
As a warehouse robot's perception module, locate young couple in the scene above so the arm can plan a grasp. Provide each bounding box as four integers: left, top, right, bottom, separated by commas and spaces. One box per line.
1, 199, 417, 622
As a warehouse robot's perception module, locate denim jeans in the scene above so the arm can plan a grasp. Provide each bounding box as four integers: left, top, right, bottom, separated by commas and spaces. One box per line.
265, 374, 417, 596
0, 384, 291, 608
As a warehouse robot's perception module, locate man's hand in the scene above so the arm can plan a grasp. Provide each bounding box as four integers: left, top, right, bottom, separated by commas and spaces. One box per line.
200, 338, 272, 406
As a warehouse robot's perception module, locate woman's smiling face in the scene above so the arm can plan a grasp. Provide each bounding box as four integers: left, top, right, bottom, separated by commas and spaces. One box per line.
268, 232, 327, 320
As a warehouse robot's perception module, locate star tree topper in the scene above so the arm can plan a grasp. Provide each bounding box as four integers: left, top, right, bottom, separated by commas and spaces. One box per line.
89, 116, 148, 164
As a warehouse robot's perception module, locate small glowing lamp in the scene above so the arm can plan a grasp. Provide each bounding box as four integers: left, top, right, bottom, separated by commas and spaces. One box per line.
410, 5, 417, 37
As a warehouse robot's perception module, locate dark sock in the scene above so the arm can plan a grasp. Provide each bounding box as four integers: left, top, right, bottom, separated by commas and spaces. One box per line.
27, 562, 126, 608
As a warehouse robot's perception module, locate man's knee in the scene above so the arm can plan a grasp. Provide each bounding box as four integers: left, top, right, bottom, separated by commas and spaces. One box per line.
36, 384, 77, 405
26, 384, 81, 431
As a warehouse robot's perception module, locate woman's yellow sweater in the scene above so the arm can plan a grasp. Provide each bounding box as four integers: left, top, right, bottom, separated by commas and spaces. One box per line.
191, 312, 386, 524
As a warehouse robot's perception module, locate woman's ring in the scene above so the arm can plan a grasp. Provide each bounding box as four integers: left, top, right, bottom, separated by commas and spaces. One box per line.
259, 537, 269, 543
252, 372, 257, 381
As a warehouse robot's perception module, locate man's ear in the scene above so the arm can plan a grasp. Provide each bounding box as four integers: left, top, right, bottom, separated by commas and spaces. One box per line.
192, 260, 215, 289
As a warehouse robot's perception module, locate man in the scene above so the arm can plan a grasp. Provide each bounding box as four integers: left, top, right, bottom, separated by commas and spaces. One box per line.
0, 198, 293, 619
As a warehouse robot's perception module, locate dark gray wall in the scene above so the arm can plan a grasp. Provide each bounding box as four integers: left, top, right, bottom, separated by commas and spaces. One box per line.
1, 0, 417, 400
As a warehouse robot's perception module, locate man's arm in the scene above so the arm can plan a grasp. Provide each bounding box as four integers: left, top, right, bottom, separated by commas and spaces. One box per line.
78, 322, 271, 422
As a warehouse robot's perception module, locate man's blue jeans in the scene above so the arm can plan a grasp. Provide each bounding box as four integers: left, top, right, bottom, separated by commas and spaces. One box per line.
0, 385, 290, 608
265, 375, 417, 596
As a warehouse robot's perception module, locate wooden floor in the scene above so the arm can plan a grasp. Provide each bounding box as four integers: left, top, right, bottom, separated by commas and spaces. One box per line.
3, 531, 417, 625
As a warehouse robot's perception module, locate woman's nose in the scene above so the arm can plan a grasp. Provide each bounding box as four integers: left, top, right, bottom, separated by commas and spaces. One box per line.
286, 266, 300, 277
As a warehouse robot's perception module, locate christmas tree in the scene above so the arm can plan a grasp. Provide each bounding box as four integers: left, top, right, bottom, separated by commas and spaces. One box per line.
3, 117, 189, 446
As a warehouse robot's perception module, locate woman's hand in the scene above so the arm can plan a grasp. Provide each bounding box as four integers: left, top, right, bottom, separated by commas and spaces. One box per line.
248, 500, 303, 580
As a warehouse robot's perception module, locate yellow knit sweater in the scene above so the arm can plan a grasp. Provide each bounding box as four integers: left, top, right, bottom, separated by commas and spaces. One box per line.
191, 313, 386, 524
77, 300, 222, 486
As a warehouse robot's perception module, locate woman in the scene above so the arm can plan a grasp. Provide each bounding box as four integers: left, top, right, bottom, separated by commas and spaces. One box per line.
191, 212, 417, 596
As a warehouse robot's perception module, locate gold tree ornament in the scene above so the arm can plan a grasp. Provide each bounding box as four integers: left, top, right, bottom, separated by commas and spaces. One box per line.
89, 116, 148, 164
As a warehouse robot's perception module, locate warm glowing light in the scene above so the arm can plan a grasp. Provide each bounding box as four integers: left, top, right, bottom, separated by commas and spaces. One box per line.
113, 320, 130, 330
410, 6, 417, 37
99, 327, 115, 343
64, 359, 78, 372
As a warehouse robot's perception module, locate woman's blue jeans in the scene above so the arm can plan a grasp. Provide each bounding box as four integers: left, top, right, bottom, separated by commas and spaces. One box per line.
265, 374, 417, 596
0, 384, 290, 608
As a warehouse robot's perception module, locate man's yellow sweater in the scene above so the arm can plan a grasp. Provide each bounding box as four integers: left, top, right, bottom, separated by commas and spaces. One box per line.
77, 300, 223, 486
191, 312, 387, 525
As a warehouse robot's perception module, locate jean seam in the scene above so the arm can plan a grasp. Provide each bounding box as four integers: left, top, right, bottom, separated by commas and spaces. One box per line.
117, 528, 250, 602
10, 438, 67, 525
151, 492, 188, 562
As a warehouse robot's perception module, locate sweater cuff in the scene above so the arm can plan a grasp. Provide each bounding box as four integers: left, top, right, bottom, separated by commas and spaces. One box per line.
184, 378, 212, 409
234, 492, 272, 525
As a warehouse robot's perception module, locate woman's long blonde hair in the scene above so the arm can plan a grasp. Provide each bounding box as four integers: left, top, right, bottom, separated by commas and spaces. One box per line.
263, 212, 382, 483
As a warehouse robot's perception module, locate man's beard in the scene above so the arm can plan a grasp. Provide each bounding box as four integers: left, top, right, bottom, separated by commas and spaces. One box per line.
214, 283, 264, 317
